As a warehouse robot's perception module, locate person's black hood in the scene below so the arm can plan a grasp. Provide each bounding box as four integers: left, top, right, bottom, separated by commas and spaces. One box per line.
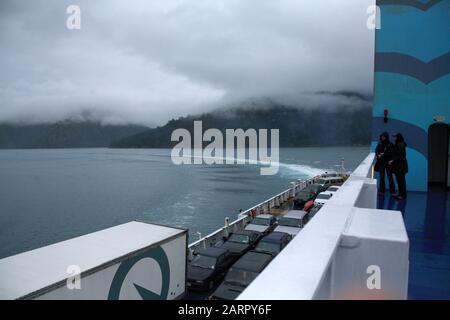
379, 132, 390, 143
393, 133, 406, 144
187, 265, 214, 282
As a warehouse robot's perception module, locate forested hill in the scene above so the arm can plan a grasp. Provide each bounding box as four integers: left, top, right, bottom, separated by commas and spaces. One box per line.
0, 121, 148, 149
110, 105, 372, 148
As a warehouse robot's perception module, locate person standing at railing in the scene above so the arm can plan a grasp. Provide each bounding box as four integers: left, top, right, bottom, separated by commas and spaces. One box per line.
375, 132, 396, 195
389, 133, 408, 200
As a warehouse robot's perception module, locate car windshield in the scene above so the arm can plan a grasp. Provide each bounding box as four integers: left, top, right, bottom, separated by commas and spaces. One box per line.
316, 194, 332, 200
251, 217, 270, 226
279, 217, 302, 227
191, 255, 216, 269
328, 187, 339, 192
316, 179, 327, 185
224, 269, 259, 287
229, 234, 250, 244
256, 241, 281, 253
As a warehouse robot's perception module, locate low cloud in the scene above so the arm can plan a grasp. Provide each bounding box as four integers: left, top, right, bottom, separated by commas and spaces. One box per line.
0, 0, 375, 126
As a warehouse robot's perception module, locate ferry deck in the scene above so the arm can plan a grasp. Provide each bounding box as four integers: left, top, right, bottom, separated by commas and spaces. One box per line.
378, 188, 450, 299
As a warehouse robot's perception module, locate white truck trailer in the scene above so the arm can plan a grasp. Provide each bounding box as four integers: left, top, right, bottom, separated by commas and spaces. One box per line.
0, 221, 188, 300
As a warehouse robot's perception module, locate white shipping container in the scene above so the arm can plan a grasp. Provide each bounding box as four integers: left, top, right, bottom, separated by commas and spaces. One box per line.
0, 221, 188, 300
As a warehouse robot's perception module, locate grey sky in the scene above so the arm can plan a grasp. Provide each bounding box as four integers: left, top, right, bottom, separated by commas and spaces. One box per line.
0, 0, 375, 126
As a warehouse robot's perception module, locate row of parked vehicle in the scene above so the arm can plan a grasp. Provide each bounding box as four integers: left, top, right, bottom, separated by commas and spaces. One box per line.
210, 230, 291, 300
187, 228, 291, 299
187, 212, 301, 299
293, 176, 345, 216
244, 212, 307, 237
187, 174, 346, 300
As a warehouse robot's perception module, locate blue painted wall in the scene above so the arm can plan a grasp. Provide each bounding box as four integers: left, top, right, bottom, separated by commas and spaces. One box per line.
372, 0, 450, 191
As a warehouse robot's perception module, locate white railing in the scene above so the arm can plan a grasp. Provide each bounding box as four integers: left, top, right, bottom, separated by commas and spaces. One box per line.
188, 215, 251, 256
238, 153, 409, 300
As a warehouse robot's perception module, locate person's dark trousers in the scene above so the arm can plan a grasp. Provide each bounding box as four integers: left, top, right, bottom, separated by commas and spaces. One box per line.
379, 164, 396, 193
386, 166, 396, 193
395, 172, 407, 198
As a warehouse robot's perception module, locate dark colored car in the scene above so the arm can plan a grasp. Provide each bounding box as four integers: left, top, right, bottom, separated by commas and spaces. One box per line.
308, 204, 322, 218
220, 230, 262, 257
253, 232, 291, 257
293, 189, 316, 208
187, 247, 236, 291
293, 184, 326, 209
326, 186, 340, 193
308, 183, 327, 195
244, 214, 277, 235
210, 251, 273, 300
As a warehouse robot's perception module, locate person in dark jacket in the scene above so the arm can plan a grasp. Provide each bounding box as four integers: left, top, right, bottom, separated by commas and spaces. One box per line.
375, 132, 396, 195
389, 133, 408, 200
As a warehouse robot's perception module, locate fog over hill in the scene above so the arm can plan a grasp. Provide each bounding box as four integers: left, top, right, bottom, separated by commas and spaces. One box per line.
0, 90, 372, 149
111, 96, 372, 148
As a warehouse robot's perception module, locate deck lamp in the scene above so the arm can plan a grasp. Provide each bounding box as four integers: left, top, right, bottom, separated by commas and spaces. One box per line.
384, 108, 389, 123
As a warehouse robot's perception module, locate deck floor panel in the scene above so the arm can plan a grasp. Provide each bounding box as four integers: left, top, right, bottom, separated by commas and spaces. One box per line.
377, 188, 450, 300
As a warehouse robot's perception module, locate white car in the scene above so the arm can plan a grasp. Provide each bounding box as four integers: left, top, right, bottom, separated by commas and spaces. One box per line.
326, 186, 341, 195
314, 192, 333, 206
244, 214, 277, 234
274, 210, 308, 237
315, 177, 345, 189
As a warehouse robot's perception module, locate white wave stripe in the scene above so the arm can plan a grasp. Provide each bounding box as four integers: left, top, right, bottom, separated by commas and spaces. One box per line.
278, 163, 326, 178
193, 154, 325, 178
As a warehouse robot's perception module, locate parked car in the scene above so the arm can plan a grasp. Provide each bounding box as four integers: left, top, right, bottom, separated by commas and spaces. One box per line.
244, 214, 277, 234
307, 183, 328, 195
210, 251, 273, 300
314, 192, 333, 206
254, 232, 291, 257
293, 188, 316, 208
315, 177, 345, 189
274, 210, 308, 236
320, 172, 346, 178
187, 247, 236, 291
220, 230, 262, 257
293, 183, 327, 209
326, 185, 341, 194
308, 204, 323, 218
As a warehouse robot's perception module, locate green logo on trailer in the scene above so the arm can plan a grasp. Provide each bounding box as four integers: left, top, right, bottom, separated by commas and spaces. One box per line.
108, 246, 170, 300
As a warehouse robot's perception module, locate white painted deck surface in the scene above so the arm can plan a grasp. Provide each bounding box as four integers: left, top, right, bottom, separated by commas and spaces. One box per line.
0, 221, 184, 299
